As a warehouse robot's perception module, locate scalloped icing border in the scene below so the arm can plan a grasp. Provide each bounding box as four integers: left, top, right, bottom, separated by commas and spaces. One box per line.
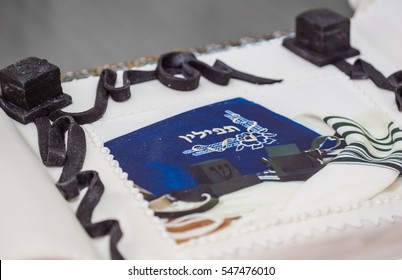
82, 124, 180, 253
183, 195, 402, 259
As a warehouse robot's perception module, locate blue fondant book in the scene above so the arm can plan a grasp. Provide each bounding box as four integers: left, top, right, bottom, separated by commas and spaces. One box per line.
105, 98, 320, 195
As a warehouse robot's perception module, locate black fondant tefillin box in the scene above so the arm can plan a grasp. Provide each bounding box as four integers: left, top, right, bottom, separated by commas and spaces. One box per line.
0, 57, 71, 124
283, 9, 359, 66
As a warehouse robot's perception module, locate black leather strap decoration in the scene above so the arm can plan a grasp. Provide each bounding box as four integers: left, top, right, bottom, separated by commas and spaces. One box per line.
264, 143, 324, 181
34, 115, 124, 260
59, 171, 124, 260
34, 116, 85, 186
333, 59, 402, 111
50, 69, 131, 125
280, 8, 402, 112
50, 53, 281, 125
153, 52, 282, 91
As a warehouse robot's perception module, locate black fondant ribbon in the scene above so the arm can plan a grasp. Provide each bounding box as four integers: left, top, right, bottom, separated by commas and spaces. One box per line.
333, 59, 402, 111
59, 171, 124, 260
51, 52, 282, 125
34, 116, 85, 186
50, 69, 130, 125
152, 52, 281, 91
34, 115, 124, 259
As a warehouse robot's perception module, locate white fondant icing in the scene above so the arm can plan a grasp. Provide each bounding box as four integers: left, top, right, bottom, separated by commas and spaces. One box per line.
0, 110, 99, 259
3, 0, 402, 259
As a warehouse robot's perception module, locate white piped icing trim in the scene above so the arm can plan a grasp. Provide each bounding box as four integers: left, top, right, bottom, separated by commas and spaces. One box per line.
227, 217, 401, 259
181, 193, 402, 258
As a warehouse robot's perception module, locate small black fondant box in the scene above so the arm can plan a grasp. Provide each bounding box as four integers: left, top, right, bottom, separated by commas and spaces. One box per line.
0, 57, 63, 110
296, 9, 351, 54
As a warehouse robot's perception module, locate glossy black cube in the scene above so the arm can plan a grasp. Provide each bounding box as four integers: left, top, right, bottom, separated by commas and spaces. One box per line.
0, 57, 71, 124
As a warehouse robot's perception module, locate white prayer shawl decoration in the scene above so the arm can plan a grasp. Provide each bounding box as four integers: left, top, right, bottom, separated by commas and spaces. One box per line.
325, 116, 402, 172
287, 115, 402, 209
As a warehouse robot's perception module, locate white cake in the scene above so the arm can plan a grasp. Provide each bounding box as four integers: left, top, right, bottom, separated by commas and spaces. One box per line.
1, 0, 402, 259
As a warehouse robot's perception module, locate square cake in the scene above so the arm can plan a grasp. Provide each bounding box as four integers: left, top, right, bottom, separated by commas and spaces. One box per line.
1, 3, 402, 259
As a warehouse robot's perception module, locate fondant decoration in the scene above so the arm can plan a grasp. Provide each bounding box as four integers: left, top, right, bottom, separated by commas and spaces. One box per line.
50, 69, 129, 124
0, 58, 124, 259
105, 98, 320, 197
33, 115, 123, 259
334, 59, 402, 111
283, 9, 359, 66
264, 143, 323, 181
325, 116, 402, 173
288, 115, 402, 208
60, 170, 123, 260
51, 52, 282, 125
154, 52, 281, 90
0, 57, 72, 124
259, 135, 343, 182
172, 159, 261, 201
283, 8, 402, 111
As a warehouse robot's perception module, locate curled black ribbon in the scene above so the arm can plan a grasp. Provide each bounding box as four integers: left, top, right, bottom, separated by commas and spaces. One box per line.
59, 171, 123, 260
51, 52, 282, 125
34, 115, 124, 259
153, 52, 281, 91
50, 69, 130, 125
333, 59, 402, 111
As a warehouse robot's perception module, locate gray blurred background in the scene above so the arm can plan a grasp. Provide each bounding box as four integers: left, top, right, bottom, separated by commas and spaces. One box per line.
0, 0, 353, 72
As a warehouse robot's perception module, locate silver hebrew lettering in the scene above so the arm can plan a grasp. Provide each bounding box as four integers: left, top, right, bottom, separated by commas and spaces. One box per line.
182, 111, 277, 156
179, 126, 240, 143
